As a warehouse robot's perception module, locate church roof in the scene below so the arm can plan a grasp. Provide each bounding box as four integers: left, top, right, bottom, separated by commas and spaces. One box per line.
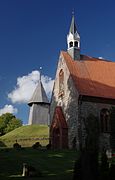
61, 51, 115, 100
28, 80, 49, 106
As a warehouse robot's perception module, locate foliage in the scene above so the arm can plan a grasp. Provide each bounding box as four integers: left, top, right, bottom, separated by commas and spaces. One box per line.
0, 113, 22, 136
32, 142, 42, 149
110, 107, 115, 132
13, 140, 22, 150
84, 114, 99, 180
46, 143, 51, 150
85, 113, 99, 152
110, 107, 115, 150
74, 113, 100, 180
100, 149, 109, 172
99, 149, 109, 180
109, 163, 115, 180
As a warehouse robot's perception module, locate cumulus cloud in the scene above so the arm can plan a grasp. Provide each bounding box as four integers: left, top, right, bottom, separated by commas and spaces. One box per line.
0, 105, 18, 116
8, 70, 54, 104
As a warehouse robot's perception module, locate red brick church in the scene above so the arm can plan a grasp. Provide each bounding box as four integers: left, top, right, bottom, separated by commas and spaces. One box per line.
50, 15, 115, 151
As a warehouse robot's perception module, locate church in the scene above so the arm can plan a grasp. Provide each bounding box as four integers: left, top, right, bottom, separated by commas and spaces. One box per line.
50, 15, 115, 151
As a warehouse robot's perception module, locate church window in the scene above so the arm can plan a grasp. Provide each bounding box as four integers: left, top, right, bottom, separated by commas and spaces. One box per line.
75, 41, 78, 47
69, 41, 73, 48
100, 109, 110, 133
59, 69, 64, 97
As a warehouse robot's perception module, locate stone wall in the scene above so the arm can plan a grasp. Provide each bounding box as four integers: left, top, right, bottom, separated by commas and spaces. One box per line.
50, 52, 115, 150
79, 100, 113, 150
50, 53, 80, 148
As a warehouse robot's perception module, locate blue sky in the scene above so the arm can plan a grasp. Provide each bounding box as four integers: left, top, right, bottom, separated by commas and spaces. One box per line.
0, 0, 115, 124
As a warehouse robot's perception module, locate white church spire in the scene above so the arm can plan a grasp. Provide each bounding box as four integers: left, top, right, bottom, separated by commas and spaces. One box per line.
67, 14, 80, 60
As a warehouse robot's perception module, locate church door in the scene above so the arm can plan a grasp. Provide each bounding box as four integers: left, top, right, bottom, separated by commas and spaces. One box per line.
50, 107, 68, 149
52, 128, 60, 149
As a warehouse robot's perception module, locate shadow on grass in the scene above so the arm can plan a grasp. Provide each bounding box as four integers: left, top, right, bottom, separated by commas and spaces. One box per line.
0, 147, 77, 180
0, 140, 6, 147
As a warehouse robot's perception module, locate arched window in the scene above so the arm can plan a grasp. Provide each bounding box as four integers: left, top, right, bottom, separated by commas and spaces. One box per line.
100, 109, 110, 133
74, 41, 78, 47
69, 41, 73, 48
59, 69, 64, 96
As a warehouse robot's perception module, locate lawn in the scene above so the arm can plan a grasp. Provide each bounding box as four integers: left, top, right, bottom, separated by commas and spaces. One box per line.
0, 148, 77, 180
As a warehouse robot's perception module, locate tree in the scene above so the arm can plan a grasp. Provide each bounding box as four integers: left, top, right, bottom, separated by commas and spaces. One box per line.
73, 114, 99, 180
0, 113, 22, 135
85, 113, 99, 152
110, 107, 115, 151
83, 114, 99, 180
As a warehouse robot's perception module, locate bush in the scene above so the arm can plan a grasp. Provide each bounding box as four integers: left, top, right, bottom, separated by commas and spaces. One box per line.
32, 142, 42, 149
46, 143, 51, 150
13, 140, 21, 149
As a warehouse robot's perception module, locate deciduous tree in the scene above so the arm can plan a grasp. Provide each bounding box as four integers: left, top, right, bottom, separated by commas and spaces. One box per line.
0, 113, 22, 135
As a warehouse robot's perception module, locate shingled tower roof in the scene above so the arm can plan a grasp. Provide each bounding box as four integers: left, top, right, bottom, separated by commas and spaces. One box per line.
28, 80, 49, 106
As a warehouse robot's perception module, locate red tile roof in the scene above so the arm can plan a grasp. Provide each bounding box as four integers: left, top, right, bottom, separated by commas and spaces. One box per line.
61, 51, 115, 100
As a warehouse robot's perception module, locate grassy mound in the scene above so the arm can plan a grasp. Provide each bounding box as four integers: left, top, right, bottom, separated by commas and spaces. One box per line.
0, 125, 49, 147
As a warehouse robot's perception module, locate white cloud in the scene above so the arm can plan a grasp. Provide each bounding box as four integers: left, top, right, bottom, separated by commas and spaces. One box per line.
41, 75, 54, 98
8, 70, 54, 104
98, 56, 103, 59
0, 105, 18, 116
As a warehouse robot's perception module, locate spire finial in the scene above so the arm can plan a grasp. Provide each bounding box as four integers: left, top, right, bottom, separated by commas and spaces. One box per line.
72, 9, 74, 16
39, 67, 42, 82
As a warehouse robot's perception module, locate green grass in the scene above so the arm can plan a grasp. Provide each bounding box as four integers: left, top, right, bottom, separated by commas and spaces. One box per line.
0, 148, 77, 180
0, 125, 49, 147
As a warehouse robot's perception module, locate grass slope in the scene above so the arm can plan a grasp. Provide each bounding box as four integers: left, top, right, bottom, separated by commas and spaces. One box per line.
0, 125, 49, 147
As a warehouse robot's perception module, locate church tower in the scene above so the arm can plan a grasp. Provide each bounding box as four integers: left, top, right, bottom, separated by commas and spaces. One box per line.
67, 15, 80, 60
28, 77, 50, 125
